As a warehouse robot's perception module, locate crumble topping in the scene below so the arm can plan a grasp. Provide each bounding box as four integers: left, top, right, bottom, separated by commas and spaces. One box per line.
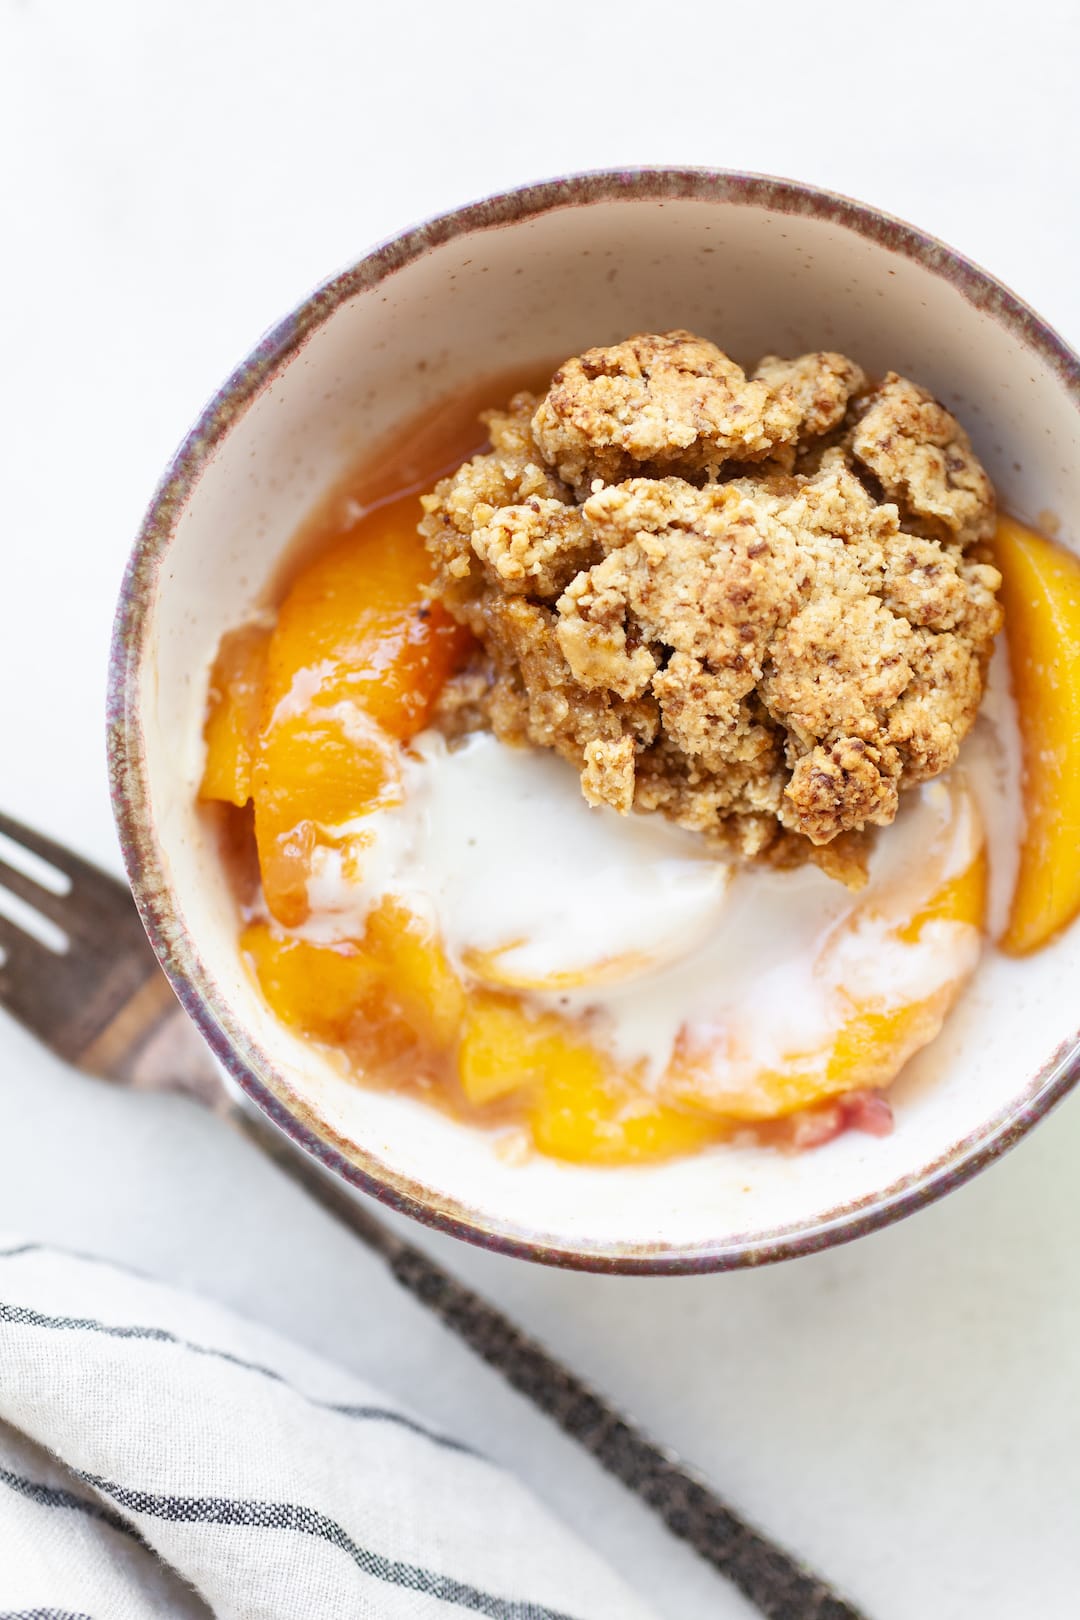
849, 372, 996, 548
420, 333, 1001, 878
531, 330, 865, 490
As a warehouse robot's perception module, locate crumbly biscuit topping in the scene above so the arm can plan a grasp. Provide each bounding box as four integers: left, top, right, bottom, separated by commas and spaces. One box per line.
531, 330, 865, 490
420, 333, 1001, 878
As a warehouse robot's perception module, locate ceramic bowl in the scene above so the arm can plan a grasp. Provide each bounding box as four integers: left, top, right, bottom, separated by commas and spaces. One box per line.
108, 168, 1080, 1273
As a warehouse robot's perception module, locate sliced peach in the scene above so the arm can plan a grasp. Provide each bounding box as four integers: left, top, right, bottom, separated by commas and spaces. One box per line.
241, 921, 381, 1042
898, 847, 987, 943
669, 843, 986, 1124
457, 994, 719, 1161
244, 899, 465, 1069
199, 623, 271, 806
458, 993, 542, 1105
254, 723, 396, 930
253, 490, 473, 925
262, 491, 471, 739
530, 1059, 721, 1166
361, 897, 466, 1051
995, 514, 1080, 954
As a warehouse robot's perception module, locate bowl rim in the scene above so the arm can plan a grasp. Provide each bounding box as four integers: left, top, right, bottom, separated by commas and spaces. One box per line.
107, 164, 1080, 1275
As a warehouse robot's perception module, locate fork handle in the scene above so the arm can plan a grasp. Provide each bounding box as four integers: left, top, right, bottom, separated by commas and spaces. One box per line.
102, 1002, 863, 1620
80, 974, 233, 1114
229, 1096, 861, 1620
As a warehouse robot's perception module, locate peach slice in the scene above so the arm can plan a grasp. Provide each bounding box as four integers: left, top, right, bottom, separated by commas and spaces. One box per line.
995, 514, 1080, 954
457, 994, 719, 1161
243, 897, 465, 1062
361, 897, 466, 1051
457, 994, 551, 1106
530, 1057, 722, 1166
199, 623, 271, 806
667, 838, 987, 1125
252, 491, 472, 925
241, 921, 382, 1043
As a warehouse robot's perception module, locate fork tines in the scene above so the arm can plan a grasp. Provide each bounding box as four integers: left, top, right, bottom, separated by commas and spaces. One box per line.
0, 810, 168, 1073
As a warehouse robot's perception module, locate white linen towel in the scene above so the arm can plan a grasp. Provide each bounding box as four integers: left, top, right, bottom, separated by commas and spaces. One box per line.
0, 1238, 659, 1619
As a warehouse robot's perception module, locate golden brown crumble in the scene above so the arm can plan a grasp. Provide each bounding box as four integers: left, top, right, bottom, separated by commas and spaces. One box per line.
849, 372, 996, 548
420, 333, 1001, 876
531, 331, 865, 491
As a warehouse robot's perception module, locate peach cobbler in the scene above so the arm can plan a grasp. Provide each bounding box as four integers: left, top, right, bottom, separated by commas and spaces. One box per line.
198, 332, 1080, 1164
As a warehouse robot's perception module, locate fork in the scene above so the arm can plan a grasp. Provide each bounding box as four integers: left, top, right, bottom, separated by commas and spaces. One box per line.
0, 808, 864, 1620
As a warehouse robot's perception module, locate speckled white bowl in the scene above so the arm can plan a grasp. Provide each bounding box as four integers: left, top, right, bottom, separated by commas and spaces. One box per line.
109, 169, 1080, 1272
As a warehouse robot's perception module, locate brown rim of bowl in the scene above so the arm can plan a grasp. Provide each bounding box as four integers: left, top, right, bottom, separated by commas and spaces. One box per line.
107, 166, 1080, 1275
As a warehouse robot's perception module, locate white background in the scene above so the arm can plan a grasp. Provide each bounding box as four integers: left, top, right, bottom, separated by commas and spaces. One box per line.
3, 2, 1080, 1615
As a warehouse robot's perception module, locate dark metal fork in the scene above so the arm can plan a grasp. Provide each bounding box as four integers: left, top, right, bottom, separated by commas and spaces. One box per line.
0, 808, 865, 1620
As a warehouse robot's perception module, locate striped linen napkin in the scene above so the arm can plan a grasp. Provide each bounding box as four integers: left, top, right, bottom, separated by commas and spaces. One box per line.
0, 1239, 658, 1620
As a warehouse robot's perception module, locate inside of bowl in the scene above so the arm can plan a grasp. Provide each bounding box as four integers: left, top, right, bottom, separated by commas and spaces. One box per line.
137, 184, 1080, 1262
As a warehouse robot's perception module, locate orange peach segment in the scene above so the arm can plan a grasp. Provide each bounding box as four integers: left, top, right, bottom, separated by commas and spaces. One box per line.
458, 994, 543, 1105
530, 1060, 721, 1166
199, 624, 271, 806
669, 844, 987, 1124
241, 921, 381, 1042
898, 847, 987, 944
361, 897, 466, 1051
244, 900, 465, 1064
253, 491, 472, 925
995, 514, 1080, 954
457, 995, 719, 1161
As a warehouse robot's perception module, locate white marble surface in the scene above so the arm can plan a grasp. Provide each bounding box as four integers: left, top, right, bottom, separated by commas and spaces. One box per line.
3, 3, 1080, 1615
